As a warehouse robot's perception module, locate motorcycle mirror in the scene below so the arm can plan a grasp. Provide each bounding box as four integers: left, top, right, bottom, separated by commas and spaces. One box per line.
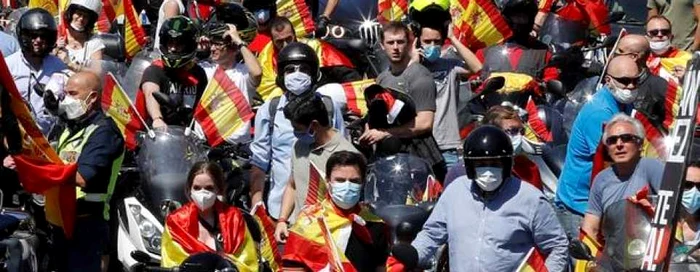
601, 35, 618, 49
152, 91, 177, 110
545, 80, 566, 97
569, 239, 595, 261
481, 76, 505, 96
391, 243, 419, 270
130, 250, 154, 264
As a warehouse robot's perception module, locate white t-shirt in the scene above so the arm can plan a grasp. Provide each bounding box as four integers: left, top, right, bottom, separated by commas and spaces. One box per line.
193, 62, 255, 144
66, 38, 105, 66
154, 0, 186, 52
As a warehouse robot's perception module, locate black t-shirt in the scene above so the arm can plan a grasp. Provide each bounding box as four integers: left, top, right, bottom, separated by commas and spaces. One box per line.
344, 221, 390, 271
140, 63, 208, 126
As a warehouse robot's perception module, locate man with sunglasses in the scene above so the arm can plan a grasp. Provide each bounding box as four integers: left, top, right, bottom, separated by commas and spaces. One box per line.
580, 114, 663, 241
555, 56, 640, 239
646, 15, 692, 85
647, 0, 700, 51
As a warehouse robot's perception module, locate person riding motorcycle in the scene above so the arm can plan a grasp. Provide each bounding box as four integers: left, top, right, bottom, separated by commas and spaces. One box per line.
55, 0, 104, 74
244, 0, 276, 54
161, 161, 259, 271
139, 16, 208, 130
533, 0, 611, 38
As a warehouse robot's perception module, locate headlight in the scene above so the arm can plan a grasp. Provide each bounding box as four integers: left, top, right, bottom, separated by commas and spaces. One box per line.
628, 239, 646, 257
139, 220, 156, 238
129, 204, 163, 255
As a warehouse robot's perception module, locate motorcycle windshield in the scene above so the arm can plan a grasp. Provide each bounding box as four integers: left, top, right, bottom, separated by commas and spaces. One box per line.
136, 126, 207, 219
122, 49, 157, 102
364, 154, 436, 211
597, 198, 654, 271
539, 13, 587, 50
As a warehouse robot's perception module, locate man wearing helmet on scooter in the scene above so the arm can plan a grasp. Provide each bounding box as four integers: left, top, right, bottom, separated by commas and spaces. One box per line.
408, 125, 568, 271
141, 16, 208, 130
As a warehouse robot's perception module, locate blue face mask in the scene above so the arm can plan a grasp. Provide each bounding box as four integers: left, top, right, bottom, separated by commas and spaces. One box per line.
293, 125, 315, 145
423, 45, 441, 62
682, 187, 700, 214
330, 180, 362, 210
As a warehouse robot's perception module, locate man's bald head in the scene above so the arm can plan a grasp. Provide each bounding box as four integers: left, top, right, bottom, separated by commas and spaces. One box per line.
65, 71, 101, 111
606, 56, 641, 89
617, 34, 651, 64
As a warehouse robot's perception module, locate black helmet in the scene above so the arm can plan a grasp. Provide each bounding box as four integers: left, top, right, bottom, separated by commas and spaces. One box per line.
63, 0, 102, 34
16, 8, 57, 57
159, 16, 198, 69
275, 42, 319, 91
463, 125, 513, 180
210, 3, 258, 43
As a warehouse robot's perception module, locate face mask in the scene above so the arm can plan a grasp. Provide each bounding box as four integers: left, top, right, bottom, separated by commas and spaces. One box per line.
649, 39, 671, 54
58, 95, 88, 120
610, 85, 638, 104
293, 125, 315, 145
284, 71, 313, 96
683, 187, 700, 214
70, 21, 85, 32
423, 45, 441, 62
330, 181, 362, 210
191, 189, 217, 211
509, 134, 523, 154
255, 9, 271, 24
474, 167, 503, 192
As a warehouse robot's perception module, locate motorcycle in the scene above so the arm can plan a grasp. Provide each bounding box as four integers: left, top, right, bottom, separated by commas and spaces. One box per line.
314, 20, 389, 78
131, 251, 239, 272
0, 189, 39, 272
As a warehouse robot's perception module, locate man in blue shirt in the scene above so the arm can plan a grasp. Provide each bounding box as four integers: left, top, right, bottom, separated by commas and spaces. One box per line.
0, 30, 19, 57
411, 126, 568, 271
555, 56, 641, 239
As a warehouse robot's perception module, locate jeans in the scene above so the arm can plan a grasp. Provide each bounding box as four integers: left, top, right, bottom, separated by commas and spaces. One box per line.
51, 215, 109, 272
441, 149, 460, 170
554, 201, 583, 240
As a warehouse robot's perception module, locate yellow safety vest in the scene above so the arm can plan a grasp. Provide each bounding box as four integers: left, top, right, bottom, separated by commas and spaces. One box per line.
56, 123, 124, 220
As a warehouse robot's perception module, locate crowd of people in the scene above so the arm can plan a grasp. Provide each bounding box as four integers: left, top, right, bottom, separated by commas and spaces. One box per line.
0, 0, 699, 271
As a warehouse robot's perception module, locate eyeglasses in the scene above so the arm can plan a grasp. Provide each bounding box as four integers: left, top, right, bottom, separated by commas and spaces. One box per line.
283, 64, 312, 75
604, 133, 641, 146
608, 75, 640, 86
683, 181, 700, 191
647, 29, 671, 37
503, 127, 525, 136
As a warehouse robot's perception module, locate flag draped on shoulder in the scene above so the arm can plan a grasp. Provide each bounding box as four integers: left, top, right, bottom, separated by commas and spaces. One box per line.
378, 0, 408, 24
123, 0, 148, 59
516, 247, 548, 272
250, 204, 282, 272
161, 202, 258, 271
276, 0, 315, 38
305, 161, 327, 206
194, 67, 254, 147
340, 79, 375, 117
450, 0, 512, 50
101, 73, 146, 150
0, 55, 76, 238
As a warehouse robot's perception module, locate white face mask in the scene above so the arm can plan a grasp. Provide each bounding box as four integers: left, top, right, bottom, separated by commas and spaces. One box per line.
58, 95, 88, 120
284, 71, 313, 96
610, 84, 638, 104
509, 134, 523, 154
649, 39, 671, 54
191, 189, 217, 211
70, 21, 85, 32
474, 167, 503, 191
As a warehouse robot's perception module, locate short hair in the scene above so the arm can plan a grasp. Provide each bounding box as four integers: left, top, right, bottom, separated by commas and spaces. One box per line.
283, 94, 330, 127
380, 21, 410, 43
325, 151, 368, 182
603, 113, 646, 142
270, 16, 293, 33
419, 22, 448, 42
689, 161, 700, 169
646, 15, 673, 32
185, 161, 226, 196
482, 105, 521, 127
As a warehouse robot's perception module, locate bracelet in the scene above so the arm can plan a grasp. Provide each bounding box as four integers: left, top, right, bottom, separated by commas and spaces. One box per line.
277, 217, 289, 225
153, 116, 163, 121
235, 42, 248, 50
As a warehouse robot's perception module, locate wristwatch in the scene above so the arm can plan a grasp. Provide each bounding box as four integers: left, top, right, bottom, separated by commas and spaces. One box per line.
235, 41, 248, 50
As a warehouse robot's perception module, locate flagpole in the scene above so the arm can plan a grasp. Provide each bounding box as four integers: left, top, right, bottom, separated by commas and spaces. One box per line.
184, 117, 195, 137
595, 28, 627, 89
108, 73, 156, 139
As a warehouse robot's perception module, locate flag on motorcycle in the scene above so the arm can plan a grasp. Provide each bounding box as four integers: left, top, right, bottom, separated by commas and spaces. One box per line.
123, 0, 148, 59
0, 55, 77, 239
574, 230, 603, 272
647, 49, 693, 85
101, 72, 146, 150
340, 79, 375, 117
276, 0, 315, 38
377, 0, 408, 23
450, 0, 512, 50
525, 96, 553, 143
256, 38, 354, 100
194, 67, 254, 147
93, 0, 119, 33
305, 161, 328, 206
250, 203, 282, 272
161, 202, 259, 270
516, 247, 547, 272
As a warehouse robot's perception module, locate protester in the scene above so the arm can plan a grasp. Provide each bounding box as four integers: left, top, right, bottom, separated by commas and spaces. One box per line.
415, 21, 481, 168
160, 161, 258, 270
153, 0, 184, 52
0, 28, 19, 56
533, 0, 611, 37
273, 94, 359, 243
410, 125, 568, 271
362, 21, 446, 181
141, 16, 208, 130
282, 151, 389, 271
244, 0, 276, 54
555, 56, 640, 239
580, 113, 663, 240
676, 162, 700, 257
48, 71, 124, 271
647, 0, 700, 51
645, 15, 693, 85
444, 106, 544, 190
55, 0, 104, 74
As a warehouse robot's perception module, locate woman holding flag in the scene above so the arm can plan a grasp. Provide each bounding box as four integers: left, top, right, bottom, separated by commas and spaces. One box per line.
54, 0, 104, 74
160, 161, 259, 271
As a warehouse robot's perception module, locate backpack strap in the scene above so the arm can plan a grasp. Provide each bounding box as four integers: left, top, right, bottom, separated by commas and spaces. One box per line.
266, 96, 281, 173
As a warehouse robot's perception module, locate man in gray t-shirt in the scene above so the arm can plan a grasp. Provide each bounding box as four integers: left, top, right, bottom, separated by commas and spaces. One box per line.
581, 113, 664, 240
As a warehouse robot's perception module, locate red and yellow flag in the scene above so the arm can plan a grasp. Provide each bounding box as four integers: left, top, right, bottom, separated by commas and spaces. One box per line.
250, 204, 282, 272
0, 54, 76, 238
525, 96, 553, 142
378, 0, 408, 24
574, 230, 603, 272
276, 0, 315, 38
450, 0, 512, 50
101, 73, 145, 150
516, 247, 548, 272
123, 0, 148, 59
194, 67, 254, 147
341, 79, 375, 117
28, 0, 59, 15
305, 161, 327, 206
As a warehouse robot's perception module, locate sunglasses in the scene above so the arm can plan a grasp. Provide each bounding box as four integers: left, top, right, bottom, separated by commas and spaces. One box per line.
283, 63, 312, 75
683, 181, 700, 191
604, 133, 641, 146
608, 75, 640, 86
647, 29, 671, 37
503, 127, 525, 136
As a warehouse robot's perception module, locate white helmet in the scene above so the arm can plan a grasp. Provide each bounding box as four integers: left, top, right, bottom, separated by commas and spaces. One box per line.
64, 0, 102, 32
69, 0, 102, 14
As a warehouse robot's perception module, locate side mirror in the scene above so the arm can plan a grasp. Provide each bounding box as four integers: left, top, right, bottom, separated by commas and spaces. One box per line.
569, 239, 595, 261
481, 76, 505, 96
608, 11, 625, 24
391, 243, 419, 270
545, 80, 566, 98
130, 250, 154, 264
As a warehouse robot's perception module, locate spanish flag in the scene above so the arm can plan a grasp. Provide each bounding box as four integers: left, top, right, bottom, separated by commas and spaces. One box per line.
250, 203, 282, 272
341, 79, 375, 117
161, 202, 259, 271
256, 38, 354, 100
574, 230, 603, 272
123, 0, 148, 59
28, 0, 58, 16
450, 0, 512, 50
647, 48, 692, 85
516, 247, 548, 272
193, 67, 254, 147
525, 96, 553, 142
277, 0, 315, 38
101, 73, 145, 150
0, 54, 76, 238
378, 0, 408, 24
305, 161, 327, 206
